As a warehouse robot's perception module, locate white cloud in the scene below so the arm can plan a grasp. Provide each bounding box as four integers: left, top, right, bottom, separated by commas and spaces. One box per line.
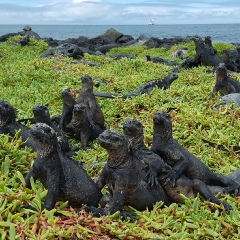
0, 0, 239, 25
73, 0, 102, 2
124, 6, 174, 16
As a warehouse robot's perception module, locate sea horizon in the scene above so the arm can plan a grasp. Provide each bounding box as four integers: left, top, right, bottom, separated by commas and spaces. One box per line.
1, 23, 239, 25
1, 23, 240, 43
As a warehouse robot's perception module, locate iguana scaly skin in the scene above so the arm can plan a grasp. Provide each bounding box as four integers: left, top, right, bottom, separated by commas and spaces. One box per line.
0, 100, 37, 151
33, 103, 72, 153
24, 123, 102, 211
123, 118, 232, 212
211, 63, 240, 97
66, 104, 104, 150
76, 75, 105, 129
60, 88, 77, 132
151, 110, 240, 196
85, 129, 169, 220
93, 73, 178, 99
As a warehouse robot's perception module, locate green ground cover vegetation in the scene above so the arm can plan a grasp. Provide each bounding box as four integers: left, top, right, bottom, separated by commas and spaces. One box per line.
0, 35, 240, 239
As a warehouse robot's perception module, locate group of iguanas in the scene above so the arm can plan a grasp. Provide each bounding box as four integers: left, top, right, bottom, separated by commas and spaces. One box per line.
0, 75, 106, 212
86, 114, 240, 220
1, 36, 240, 220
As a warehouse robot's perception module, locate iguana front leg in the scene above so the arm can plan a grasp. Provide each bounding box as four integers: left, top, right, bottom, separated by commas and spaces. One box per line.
164, 150, 189, 187
107, 188, 126, 214
95, 165, 108, 190
42, 169, 61, 210
25, 167, 37, 189
87, 175, 135, 221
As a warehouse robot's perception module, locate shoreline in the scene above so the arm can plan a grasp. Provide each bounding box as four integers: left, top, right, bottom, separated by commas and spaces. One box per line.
0, 24, 239, 43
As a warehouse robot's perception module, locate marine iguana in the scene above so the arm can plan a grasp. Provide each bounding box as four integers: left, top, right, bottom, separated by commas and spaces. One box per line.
93, 73, 178, 99
210, 168, 240, 194
146, 54, 179, 66
222, 50, 238, 73
76, 75, 105, 129
151, 110, 240, 195
192, 36, 223, 68
110, 53, 136, 60
122, 118, 171, 187
172, 58, 201, 73
33, 103, 72, 153
85, 129, 169, 220
173, 36, 223, 73
66, 104, 104, 150
24, 123, 102, 211
211, 63, 240, 97
60, 88, 77, 132
123, 118, 232, 212
204, 36, 217, 55
0, 100, 37, 151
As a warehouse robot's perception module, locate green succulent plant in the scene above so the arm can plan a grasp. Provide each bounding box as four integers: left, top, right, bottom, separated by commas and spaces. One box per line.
0, 35, 240, 239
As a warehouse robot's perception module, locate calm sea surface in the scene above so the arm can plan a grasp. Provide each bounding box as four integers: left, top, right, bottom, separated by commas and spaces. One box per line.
0, 24, 239, 43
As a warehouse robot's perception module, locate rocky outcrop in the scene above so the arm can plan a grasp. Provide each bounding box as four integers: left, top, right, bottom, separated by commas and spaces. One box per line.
40, 43, 84, 59
124, 35, 193, 49
0, 33, 18, 43
0, 25, 41, 44
76, 28, 123, 52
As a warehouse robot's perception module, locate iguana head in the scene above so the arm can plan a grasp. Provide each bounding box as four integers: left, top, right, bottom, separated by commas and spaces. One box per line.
33, 104, 51, 125
72, 104, 88, 124
216, 63, 228, 82
123, 118, 143, 137
98, 129, 128, 150
81, 75, 94, 92
204, 36, 212, 46
98, 129, 131, 168
145, 54, 151, 61
192, 36, 204, 48
0, 100, 17, 126
123, 118, 145, 149
62, 88, 76, 106
30, 123, 58, 156
153, 111, 172, 140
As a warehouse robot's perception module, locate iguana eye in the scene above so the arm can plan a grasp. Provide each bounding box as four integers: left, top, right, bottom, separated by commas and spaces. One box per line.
44, 128, 52, 134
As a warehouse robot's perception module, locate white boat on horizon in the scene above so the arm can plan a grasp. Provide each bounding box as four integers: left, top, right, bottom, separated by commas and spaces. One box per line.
148, 19, 155, 25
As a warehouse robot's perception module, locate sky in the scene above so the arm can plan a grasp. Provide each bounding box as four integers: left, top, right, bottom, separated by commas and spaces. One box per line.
0, 0, 239, 25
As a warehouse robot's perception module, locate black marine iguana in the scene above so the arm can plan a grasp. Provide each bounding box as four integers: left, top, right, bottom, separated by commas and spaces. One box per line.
33, 103, 73, 153
60, 88, 77, 132
24, 123, 102, 211
0, 100, 37, 151
222, 50, 238, 73
192, 36, 223, 68
211, 63, 240, 97
122, 118, 171, 187
85, 129, 169, 220
209, 168, 240, 194
173, 36, 222, 72
66, 104, 104, 150
146, 54, 179, 66
123, 118, 232, 212
93, 73, 178, 99
151, 110, 240, 195
76, 75, 105, 129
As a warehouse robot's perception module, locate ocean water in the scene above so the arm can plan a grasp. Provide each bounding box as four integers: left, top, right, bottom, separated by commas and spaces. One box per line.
0, 24, 240, 43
